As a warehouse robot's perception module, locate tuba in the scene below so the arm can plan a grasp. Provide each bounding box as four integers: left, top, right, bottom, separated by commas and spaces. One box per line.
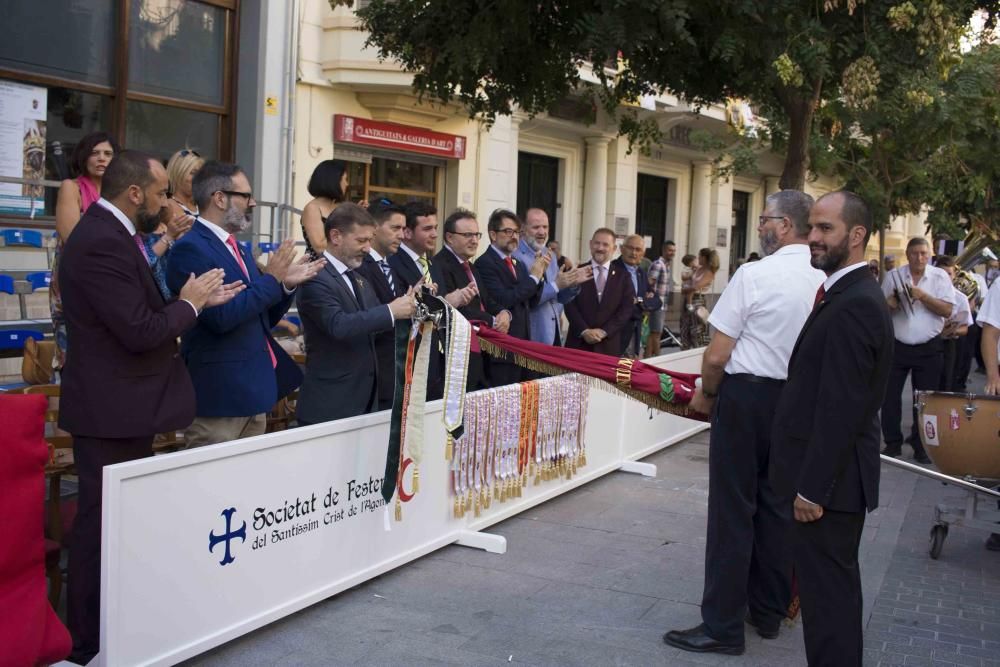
953, 228, 999, 303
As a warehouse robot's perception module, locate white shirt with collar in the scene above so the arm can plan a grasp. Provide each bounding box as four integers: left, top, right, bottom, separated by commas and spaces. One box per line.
947, 286, 973, 327
369, 248, 386, 263
324, 250, 393, 323
708, 243, 826, 380
881, 264, 954, 344
823, 261, 870, 291
198, 217, 294, 295
99, 198, 199, 317
976, 279, 1000, 359
400, 242, 424, 266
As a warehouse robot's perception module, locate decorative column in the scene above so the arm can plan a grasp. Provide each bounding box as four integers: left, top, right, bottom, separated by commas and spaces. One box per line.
765, 176, 781, 198
582, 136, 612, 257
688, 162, 712, 253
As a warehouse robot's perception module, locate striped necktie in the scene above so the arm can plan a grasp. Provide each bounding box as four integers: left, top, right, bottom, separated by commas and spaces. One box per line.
379, 259, 396, 295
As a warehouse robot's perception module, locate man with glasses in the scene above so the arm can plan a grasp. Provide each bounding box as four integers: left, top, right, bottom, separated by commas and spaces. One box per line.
612, 234, 661, 357
664, 190, 824, 656
476, 209, 546, 385
167, 161, 326, 447
512, 207, 591, 346
434, 208, 511, 389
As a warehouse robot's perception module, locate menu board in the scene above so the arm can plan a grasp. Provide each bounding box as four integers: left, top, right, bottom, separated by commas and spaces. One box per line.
0, 80, 47, 216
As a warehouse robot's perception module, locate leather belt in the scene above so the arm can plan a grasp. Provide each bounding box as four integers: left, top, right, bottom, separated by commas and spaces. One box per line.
726, 373, 785, 386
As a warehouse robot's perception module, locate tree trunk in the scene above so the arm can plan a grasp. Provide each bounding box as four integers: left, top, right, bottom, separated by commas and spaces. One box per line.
779, 100, 814, 191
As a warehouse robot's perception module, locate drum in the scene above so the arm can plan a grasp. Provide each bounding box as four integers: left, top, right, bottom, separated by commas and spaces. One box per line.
914, 390, 1000, 480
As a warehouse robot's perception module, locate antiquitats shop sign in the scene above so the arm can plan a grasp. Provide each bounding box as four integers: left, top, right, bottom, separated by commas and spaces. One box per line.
334, 114, 466, 160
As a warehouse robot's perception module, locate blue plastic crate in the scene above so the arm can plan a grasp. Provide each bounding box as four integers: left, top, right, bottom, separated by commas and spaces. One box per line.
25, 271, 52, 290
0, 329, 44, 350
0, 275, 14, 295
258, 242, 281, 253
1, 229, 44, 248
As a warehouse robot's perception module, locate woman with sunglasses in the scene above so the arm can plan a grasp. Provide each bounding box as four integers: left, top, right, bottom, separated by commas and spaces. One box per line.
134, 148, 203, 299
300, 159, 349, 259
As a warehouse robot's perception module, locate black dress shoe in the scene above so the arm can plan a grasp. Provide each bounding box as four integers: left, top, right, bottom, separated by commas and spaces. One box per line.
663, 624, 745, 655
745, 613, 780, 639
913, 452, 932, 464
882, 445, 901, 457
986, 533, 1000, 552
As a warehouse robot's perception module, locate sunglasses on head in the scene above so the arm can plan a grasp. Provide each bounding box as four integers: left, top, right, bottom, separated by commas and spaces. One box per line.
180, 149, 201, 158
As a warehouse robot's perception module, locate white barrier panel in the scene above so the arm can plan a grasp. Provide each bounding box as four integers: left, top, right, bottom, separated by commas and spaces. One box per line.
99, 348, 707, 666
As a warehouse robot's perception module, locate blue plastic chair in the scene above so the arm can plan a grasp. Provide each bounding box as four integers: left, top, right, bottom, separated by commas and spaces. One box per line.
284, 314, 301, 327
258, 242, 281, 254
1, 229, 44, 248
25, 271, 51, 290
0, 275, 14, 295
0, 329, 44, 351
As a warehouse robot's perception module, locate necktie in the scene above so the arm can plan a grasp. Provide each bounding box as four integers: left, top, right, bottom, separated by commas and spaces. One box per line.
378, 259, 396, 295
417, 255, 429, 276
595, 264, 607, 298
504, 255, 517, 279
462, 260, 477, 288
134, 233, 152, 264
226, 235, 277, 368
814, 285, 826, 307
347, 270, 365, 308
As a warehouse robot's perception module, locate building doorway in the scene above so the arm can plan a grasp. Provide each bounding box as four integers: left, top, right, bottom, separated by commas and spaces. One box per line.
517, 152, 559, 239
636, 173, 669, 261
730, 190, 750, 273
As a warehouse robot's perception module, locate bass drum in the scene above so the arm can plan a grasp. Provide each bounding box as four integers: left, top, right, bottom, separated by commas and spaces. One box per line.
915, 390, 1000, 480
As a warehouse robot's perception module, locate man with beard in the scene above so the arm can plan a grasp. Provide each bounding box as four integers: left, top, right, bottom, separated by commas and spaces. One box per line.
59, 151, 244, 663
563, 228, 635, 355
665, 190, 823, 656
296, 203, 417, 424
512, 207, 591, 346
476, 208, 546, 385
167, 161, 326, 446
769, 191, 893, 666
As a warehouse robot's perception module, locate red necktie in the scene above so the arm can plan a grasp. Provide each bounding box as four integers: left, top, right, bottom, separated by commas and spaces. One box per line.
504, 256, 517, 279
814, 285, 826, 307
226, 235, 277, 368
462, 261, 481, 352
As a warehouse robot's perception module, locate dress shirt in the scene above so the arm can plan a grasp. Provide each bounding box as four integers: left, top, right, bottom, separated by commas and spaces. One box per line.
708, 243, 825, 380
624, 264, 639, 294
199, 217, 294, 295
491, 244, 539, 283
98, 198, 199, 317
369, 248, 386, 263
324, 251, 393, 323
976, 279, 1000, 358
881, 265, 954, 344
973, 272, 988, 308
947, 286, 973, 327
399, 243, 426, 270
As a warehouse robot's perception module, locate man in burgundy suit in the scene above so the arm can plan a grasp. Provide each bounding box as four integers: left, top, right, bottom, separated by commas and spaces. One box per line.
58, 151, 242, 664
564, 227, 636, 355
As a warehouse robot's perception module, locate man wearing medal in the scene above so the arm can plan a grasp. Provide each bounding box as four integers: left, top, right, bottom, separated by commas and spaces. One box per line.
664, 190, 824, 656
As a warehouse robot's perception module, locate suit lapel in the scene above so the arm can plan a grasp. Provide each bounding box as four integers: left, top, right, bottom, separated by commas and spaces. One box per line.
103, 209, 164, 304
788, 266, 870, 368
324, 263, 360, 309
196, 220, 248, 282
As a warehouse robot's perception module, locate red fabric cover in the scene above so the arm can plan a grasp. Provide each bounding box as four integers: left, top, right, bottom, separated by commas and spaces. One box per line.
0, 394, 72, 666
474, 324, 699, 403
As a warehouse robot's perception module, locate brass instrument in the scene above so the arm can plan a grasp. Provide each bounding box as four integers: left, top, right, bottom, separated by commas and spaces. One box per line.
952, 228, 998, 304
890, 269, 915, 316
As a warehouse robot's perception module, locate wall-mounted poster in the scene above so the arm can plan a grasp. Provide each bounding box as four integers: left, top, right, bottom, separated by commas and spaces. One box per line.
0, 80, 47, 217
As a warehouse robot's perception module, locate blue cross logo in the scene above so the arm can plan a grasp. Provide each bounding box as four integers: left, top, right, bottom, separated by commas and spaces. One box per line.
209, 507, 246, 566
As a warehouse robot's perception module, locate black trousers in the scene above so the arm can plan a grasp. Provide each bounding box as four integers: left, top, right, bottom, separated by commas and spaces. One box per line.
940, 337, 958, 391
701, 374, 793, 643
881, 339, 943, 454
68, 434, 152, 664
953, 324, 980, 390
794, 509, 866, 667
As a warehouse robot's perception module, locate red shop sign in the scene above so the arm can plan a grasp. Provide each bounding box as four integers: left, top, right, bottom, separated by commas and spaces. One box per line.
333, 115, 466, 160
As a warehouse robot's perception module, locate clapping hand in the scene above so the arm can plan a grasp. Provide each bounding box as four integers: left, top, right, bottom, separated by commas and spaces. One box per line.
444, 283, 477, 308
206, 280, 247, 307
165, 212, 194, 240
179, 269, 230, 311
282, 253, 326, 289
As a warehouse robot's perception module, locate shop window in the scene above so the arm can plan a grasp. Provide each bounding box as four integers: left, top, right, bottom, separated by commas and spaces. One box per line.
128, 0, 226, 106
367, 157, 438, 207
125, 100, 219, 160
0, 1, 116, 87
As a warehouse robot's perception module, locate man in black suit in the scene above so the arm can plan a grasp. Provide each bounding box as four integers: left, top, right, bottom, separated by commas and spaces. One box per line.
475, 208, 545, 385
59, 151, 242, 663
434, 208, 511, 390
296, 203, 415, 424
770, 191, 893, 667
564, 228, 636, 355
388, 200, 444, 289
355, 200, 407, 411
612, 234, 661, 357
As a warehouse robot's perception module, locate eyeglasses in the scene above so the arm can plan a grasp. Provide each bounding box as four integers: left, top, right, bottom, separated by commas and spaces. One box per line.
220, 190, 254, 202
180, 149, 201, 158
495, 228, 518, 237
758, 215, 785, 226
450, 231, 482, 240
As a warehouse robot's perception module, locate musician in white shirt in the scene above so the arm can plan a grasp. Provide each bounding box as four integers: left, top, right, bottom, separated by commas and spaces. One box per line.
880, 238, 954, 463
934, 256, 974, 391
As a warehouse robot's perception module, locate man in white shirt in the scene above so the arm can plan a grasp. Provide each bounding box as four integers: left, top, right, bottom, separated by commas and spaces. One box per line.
664, 190, 825, 656
933, 256, 974, 391
975, 279, 1000, 552
880, 238, 954, 463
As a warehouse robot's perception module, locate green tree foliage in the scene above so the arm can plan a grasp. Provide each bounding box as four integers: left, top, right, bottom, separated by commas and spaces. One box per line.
335, 0, 995, 190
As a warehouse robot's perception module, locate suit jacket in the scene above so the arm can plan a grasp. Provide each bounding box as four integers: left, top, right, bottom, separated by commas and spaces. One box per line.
474, 246, 543, 342
165, 220, 300, 418
611, 258, 660, 353
512, 239, 579, 345
296, 263, 393, 423
770, 266, 893, 513
564, 261, 636, 355
356, 252, 405, 409
387, 247, 444, 290
58, 202, 196, 438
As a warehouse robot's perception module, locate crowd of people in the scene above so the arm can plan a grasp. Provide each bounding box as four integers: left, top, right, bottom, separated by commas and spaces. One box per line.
44, 133, 1000, 665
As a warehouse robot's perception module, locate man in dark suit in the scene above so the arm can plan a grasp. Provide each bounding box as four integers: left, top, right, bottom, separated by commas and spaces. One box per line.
612, 234, 661, 357
475, 208, 545, 385
58, 151, 242, 664
355, 200, 407, 411
388, 200, 444, 289
564, 228, 636, 355
770, 191, 893, 667
434, 208, 511, 390
166, 161, 325, 446
296, 203, 415, 424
